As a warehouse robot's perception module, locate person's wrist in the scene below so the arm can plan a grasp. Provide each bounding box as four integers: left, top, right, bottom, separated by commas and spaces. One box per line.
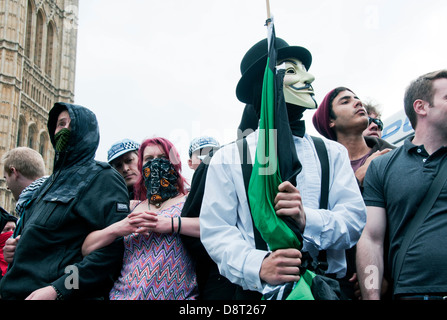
51, 285, 64, 300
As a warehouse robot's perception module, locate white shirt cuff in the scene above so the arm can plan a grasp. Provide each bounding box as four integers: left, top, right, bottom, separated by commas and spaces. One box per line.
302, 206, 323, 248
243, 249, 270, 292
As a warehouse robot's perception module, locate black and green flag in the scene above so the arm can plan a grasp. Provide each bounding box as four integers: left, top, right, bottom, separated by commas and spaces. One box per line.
247, 19, 316, 300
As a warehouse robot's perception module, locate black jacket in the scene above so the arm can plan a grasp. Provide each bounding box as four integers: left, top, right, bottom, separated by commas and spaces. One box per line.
181, 157, 238, 300
0, 103, 129, 300
364, 136, 396, 154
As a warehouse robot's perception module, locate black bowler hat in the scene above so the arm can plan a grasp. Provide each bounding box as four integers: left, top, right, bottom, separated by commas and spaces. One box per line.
236, 38, 312, 103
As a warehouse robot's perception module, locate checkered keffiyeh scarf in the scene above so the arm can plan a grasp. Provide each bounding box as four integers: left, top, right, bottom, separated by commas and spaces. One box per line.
15, 176, 48, 217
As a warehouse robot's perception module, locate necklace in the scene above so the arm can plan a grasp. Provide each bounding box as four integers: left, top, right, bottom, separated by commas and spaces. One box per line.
149, 198, 170, 211
148, 192, 180, 211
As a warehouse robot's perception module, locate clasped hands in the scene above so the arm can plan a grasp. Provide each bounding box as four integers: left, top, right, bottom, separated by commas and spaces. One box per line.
113, 211, 170, 237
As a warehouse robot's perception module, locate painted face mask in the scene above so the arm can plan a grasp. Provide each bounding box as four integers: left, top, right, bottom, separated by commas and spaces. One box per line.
54, 128, 71, 152
280, 58, 317, 109
142, 158, 179, 206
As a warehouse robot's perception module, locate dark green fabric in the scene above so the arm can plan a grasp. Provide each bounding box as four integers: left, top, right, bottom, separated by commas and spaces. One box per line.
54, 128, 71, 152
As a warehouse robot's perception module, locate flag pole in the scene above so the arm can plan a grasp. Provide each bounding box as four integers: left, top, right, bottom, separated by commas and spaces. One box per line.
266, 0, 272, 25
265, 0, 273, 50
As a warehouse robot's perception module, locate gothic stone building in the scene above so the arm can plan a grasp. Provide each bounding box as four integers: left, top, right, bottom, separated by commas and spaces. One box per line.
0, 0, 78, 213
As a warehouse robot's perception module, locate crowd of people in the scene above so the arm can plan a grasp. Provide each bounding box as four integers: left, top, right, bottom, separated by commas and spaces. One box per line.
0, 34, 446, 301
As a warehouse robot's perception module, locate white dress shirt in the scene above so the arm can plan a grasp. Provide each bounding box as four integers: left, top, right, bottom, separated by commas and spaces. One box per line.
200, 130, 366, 293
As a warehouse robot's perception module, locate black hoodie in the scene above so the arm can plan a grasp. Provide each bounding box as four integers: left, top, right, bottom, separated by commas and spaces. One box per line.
0, 103, 129, 300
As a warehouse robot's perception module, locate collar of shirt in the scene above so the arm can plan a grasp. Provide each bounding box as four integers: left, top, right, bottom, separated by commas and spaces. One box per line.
404, 138, 447, 159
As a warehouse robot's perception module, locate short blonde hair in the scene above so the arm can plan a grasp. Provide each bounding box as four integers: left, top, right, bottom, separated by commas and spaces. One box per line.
2, 147, 45, 179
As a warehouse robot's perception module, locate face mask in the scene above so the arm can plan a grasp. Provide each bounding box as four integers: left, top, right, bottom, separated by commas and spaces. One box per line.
280, 59, 318, 109
142, 158, 179, 205
54, 128, 71, 152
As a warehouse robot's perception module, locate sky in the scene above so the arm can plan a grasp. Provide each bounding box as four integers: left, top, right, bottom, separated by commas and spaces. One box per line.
73, 0, 447, 181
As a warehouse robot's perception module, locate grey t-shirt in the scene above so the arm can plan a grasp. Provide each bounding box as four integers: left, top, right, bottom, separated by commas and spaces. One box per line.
363, 138, 447, 296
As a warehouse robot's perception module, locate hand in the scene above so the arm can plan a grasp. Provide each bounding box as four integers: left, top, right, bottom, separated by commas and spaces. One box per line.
259, 249, 302, 286
128, 211, 170, 234
274, 181, 306, 233
349, 273, 362, 300
25, 286, 58, 300
109, 216, 140, 237
3, 235, 20, 264
355, 149, 392, 186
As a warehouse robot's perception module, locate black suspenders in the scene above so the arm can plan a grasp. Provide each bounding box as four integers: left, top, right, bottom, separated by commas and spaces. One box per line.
236, 136, 329, 252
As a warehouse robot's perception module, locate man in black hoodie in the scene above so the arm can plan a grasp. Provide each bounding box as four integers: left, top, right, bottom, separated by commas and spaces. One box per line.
0, 103, 129, 300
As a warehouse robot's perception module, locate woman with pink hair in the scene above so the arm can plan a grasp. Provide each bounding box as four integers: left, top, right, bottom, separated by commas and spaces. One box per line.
82, 137, 199, 300
133, 137, 189, 201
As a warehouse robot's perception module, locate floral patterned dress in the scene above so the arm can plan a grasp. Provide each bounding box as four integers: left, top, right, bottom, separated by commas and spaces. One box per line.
109, 200, 198, 300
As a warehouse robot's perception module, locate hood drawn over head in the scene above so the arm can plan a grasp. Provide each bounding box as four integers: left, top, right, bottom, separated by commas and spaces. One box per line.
48, 103, 99, 169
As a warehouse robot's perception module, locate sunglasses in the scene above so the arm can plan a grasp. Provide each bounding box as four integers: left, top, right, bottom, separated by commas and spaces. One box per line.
368, 117, 383, 131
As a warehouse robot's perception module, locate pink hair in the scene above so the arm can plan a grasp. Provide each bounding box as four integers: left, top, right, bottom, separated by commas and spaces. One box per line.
133, 137, 188, 200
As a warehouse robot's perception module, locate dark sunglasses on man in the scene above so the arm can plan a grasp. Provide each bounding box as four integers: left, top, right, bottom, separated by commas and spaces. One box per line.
368, 117, 384, 131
